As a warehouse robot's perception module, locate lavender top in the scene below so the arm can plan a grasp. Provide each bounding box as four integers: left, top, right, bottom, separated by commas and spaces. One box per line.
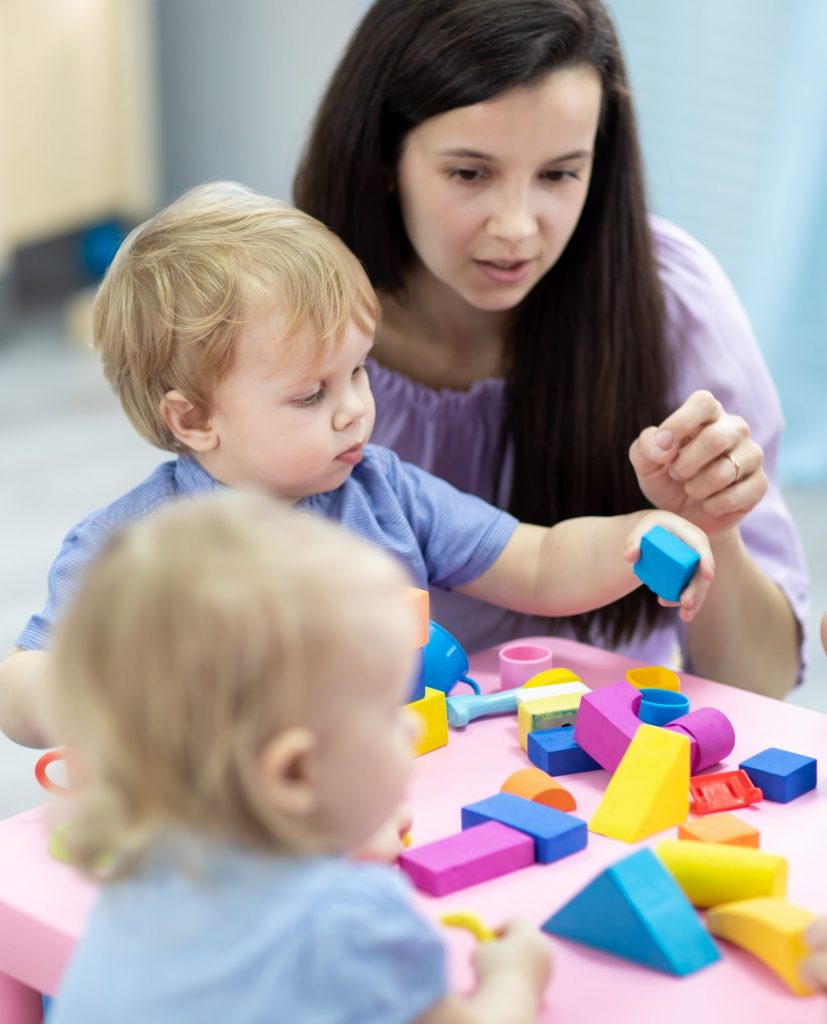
369, 217, 809, 672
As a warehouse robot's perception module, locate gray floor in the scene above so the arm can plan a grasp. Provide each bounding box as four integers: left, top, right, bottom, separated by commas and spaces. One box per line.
1, 302, 825, 819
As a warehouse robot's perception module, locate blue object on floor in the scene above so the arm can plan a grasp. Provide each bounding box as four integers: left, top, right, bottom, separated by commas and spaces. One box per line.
738, 746, 817, 803
633, 525, 700, 602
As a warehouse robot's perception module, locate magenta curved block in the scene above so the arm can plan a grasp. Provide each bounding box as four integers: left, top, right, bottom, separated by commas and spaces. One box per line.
573, 681, 642, 773
665, 707, 735, 773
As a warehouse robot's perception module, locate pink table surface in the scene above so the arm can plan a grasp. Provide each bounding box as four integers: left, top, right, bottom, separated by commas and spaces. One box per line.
0, 637, 825, 1023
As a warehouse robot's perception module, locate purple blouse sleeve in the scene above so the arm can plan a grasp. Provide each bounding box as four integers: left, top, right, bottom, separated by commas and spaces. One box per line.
654, 216, 809, 675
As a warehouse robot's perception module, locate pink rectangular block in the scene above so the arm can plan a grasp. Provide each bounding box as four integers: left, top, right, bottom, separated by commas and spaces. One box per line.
399, 821, 535, 896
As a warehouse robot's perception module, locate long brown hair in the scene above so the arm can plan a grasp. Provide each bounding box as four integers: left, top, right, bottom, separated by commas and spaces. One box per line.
295, 0, 671, 644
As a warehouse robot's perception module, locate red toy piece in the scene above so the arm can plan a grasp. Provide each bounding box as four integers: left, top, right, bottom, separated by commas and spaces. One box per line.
689, 770, 762, 815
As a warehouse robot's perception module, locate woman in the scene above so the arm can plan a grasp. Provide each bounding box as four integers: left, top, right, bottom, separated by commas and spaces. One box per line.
294, 0, 806, 696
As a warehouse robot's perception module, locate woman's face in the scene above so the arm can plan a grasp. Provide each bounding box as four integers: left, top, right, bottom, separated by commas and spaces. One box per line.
395, 65, 603, 313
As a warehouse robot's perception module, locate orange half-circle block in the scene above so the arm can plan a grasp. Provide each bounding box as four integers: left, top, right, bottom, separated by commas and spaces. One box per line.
501, 767, 577, 811
403, 587, 430, 648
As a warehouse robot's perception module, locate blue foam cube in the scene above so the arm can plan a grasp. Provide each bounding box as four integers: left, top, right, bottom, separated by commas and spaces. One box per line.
738, 747, 817, 803
634, 525, 700, 602
461, 792, 587, 863
527, 725, 602, 776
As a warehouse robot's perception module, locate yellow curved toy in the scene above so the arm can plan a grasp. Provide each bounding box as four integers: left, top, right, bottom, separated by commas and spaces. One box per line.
706, 897, 817, 995
522, 667, 582, 688
626, 665, 680, 692
441, 912, 496, 942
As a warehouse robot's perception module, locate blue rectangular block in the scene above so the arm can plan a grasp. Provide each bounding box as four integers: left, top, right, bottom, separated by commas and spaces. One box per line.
461, 792, 587, 863
739, 747, 817, 803
528, 725, 602, 776
634, 525, 699, 602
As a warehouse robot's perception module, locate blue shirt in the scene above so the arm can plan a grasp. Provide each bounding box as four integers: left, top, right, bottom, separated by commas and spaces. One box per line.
49, 840, 447, 1024
18, 445, 518, 650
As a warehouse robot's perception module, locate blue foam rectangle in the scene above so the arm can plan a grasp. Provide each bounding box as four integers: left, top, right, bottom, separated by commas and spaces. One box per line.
461, 792, 587, 863
739, 747, 817, 803
634, 525, 700, 602
527, 726, 602, 776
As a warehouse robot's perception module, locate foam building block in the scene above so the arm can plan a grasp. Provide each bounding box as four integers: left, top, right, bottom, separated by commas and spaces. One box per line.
706, 898, 817, 996
399, 821, 534, 896
690, 769, 762, 814
678, 812, 760, 848
527, 725, 602, 776
656, 841, 787, 908
542, 848, 721, 976
664, 707, 735, 774
626, 665, 681, 692
514, 681, 589, 705
738, 747, 817, 804
589, 724, 690, 842
517, 690, 584, 749
633, 524, 700, 602
461, 792, 587, 864
404, 587, 430, 702
573, 680, 642, 773
407, 687, 448, 757
521, 667, 582, 688
500, 767, 576, 811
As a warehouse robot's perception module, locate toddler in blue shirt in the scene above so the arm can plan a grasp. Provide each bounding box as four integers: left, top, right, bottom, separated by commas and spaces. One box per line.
1, 182, 714, 748
46, 492, 552, 1023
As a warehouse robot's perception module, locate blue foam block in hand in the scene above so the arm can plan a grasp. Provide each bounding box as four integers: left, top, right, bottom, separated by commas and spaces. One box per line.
633, 525, 699, 602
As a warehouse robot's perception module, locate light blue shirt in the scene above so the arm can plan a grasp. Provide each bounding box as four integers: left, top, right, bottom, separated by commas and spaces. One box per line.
48, 840, 447, 1024
18, 444, 518, 650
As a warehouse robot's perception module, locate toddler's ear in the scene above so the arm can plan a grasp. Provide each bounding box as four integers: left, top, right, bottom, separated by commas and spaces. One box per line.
821, 611, 827, 657
257, 727, 319, 819
160, 390, 217, 452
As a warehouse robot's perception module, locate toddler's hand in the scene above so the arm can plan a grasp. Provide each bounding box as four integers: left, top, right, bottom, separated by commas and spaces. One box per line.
474, 918, 553, 998
350, 803, 413, 863
625, 511, 715, 622
802, 918, 827, 991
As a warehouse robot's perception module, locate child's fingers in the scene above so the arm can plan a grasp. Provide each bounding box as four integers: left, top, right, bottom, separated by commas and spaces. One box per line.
677, 574, 712, 622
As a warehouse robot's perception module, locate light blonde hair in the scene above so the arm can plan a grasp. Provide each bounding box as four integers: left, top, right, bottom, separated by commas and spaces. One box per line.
93, 182, 379, 452
51, 491, 410, 876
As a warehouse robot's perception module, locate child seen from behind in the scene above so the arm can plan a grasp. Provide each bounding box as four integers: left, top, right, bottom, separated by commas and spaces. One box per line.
47, 493, 552, 1024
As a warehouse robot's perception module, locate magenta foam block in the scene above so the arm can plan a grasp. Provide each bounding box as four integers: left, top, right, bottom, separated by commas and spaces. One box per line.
665, 707, 735, 773
399, 820, 535, 896
573, 680, 642, 773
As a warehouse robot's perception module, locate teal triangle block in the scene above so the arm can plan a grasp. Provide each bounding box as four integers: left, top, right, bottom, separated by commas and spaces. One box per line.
542, 848, 720, 976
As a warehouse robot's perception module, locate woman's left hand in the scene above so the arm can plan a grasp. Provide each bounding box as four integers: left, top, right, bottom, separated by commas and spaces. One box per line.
629, 390, 767, 538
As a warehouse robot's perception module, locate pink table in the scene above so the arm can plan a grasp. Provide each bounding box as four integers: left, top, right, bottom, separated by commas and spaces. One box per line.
1, 637, 826, 1023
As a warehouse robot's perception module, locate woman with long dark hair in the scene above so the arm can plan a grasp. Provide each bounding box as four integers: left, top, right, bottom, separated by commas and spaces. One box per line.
295, 0, 806, 696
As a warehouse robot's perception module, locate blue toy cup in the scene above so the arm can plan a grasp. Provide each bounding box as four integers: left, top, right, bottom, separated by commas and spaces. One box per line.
637, 687, 690, 726
419, 621, 480, 695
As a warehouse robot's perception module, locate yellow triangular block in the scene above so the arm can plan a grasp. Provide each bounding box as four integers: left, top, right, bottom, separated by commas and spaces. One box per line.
589, 724, 689, 842
656, 841, 786, 908
706, 897, 817, 995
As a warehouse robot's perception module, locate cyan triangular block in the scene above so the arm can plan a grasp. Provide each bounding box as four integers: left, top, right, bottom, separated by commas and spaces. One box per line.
542, 848, 720, 976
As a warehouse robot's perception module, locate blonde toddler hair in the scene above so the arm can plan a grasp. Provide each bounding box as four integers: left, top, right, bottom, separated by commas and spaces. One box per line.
52, 491, 410, 876
93, 182, 378, 452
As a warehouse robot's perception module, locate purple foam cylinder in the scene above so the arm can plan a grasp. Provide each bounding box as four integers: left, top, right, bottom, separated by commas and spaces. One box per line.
399, 821, 535, 896
573, 680, 642, 773
665, 707, 735, 773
